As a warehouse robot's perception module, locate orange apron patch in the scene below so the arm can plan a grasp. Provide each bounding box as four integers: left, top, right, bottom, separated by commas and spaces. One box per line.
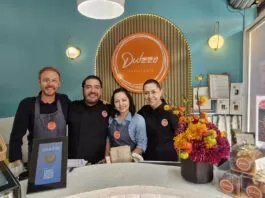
161, 119, 168, 127
114, 131, 120, 140
102, 110, 108, 118
47, 121, 56, 130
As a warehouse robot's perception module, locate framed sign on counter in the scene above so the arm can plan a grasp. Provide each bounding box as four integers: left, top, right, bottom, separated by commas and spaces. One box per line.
27, 137, 68, 194
208, 74, 230, 99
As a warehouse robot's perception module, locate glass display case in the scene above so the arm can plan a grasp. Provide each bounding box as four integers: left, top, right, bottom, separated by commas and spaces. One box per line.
0, 161, 21, 198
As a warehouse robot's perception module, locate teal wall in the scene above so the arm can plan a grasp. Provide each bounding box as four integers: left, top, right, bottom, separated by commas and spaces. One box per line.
0, 0, 256, 118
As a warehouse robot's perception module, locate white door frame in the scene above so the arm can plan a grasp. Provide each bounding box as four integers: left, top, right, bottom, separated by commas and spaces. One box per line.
243, 11, 265, 131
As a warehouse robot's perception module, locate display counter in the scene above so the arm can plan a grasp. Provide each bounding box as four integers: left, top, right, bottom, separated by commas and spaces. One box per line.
19, 163, 229, 198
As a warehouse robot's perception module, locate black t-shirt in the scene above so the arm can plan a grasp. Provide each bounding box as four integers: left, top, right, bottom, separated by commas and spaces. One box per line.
9, 93, 70, 162
67, 100, 112, 163
138, 102, 178, 161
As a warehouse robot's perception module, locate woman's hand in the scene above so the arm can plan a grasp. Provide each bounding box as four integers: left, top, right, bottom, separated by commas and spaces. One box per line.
132, 152, 144, 162
132, 148, 143, 155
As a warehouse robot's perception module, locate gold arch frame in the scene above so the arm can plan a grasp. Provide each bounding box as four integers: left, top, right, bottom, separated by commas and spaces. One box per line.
96, 14, 192, 110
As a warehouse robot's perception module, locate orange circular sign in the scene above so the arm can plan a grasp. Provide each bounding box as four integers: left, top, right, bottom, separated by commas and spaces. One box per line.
246, 185, 262, 198
112, 32, 170, 93
236, 157, 252, 172
219, 179, 234, 194
114, 131, 120, 140
47, 121, 56, 131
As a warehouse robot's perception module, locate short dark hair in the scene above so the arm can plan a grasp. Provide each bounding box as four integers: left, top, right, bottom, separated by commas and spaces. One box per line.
39, 67, 61, 80
82, 75, 102, 88
143, 79, 161, 89
143, 79, 166, 103
110, 88, 136, 118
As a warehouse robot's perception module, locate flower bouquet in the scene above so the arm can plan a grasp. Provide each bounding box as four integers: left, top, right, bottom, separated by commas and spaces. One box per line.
166, 74, 230, 183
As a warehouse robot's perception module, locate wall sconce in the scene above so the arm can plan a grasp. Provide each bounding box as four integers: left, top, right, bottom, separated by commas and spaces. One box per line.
66, 46, 81, 60
208, 21, 224, 51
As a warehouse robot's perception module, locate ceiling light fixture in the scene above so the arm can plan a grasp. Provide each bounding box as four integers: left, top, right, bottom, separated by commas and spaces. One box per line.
76, 0, 125, 20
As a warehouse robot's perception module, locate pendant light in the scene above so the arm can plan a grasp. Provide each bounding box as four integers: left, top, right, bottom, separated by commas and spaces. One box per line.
77, 0, 125, 20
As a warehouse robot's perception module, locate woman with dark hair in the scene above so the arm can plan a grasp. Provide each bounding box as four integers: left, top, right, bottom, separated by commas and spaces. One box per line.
105, 88, 147, 161
138, 79, 179, 161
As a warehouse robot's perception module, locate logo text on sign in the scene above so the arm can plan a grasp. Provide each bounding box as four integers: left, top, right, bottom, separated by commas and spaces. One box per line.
122, 52, 159, 68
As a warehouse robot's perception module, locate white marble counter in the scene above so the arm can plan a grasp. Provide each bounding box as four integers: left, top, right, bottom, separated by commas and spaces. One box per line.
20, 163, 230, 198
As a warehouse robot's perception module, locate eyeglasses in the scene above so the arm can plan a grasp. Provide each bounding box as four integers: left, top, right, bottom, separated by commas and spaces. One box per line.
41, 78, 59, 84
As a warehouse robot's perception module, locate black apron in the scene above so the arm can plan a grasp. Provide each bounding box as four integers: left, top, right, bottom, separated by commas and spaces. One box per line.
29, 97, 66, 162
109, 119, 136, 151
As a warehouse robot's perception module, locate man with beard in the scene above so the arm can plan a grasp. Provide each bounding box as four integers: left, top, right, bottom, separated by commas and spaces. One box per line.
9, 67, 70, 167
68, 75, 112, 164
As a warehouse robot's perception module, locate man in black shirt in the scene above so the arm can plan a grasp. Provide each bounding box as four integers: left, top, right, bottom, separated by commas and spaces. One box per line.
9, 67, 70, 167
68, 75, 111, 164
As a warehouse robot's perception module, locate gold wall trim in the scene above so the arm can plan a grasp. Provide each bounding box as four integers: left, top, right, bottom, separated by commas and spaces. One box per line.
96, 14, 192, 110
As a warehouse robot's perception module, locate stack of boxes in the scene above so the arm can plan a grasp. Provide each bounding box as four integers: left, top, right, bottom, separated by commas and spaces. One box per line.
216, 144, 265, 197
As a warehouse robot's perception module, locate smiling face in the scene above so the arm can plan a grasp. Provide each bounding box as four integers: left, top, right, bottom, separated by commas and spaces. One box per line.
114, 92, 130, 115
83, 78, 102, 106
143, 82, 163, 109
39, 70, 60, 97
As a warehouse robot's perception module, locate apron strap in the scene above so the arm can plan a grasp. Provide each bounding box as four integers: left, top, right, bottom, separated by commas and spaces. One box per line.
34, 96, 41, 118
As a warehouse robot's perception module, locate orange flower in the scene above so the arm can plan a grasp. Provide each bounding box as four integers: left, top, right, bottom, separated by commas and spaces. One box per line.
198, 128, 207, 136
178, 106, 186, 112
184, 116, 194, 123
178, 117, 185, 124
220, 131, 227, 138
185, 142, 192, 149
200, 112, 207, 119
193, 115, 199, 121
186, 147, 192, 154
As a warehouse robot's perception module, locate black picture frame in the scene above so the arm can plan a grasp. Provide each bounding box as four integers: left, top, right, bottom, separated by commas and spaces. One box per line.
27, 136, 68, 194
